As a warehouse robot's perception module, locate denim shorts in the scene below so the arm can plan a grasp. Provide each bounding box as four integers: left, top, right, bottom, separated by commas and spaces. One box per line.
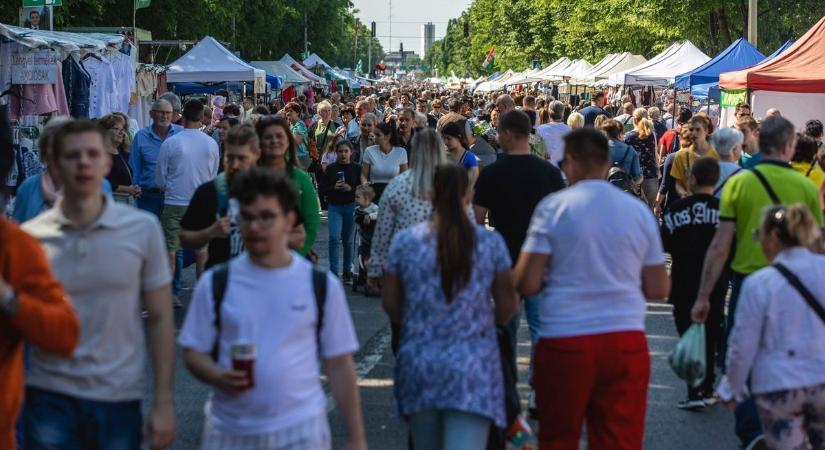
24, 387, 142, 450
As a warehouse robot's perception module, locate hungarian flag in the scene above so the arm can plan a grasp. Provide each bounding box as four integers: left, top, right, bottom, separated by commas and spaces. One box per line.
482, 47, 495, 71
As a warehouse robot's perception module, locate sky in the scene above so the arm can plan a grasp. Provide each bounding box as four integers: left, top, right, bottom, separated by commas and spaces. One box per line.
352, 0, 472, 58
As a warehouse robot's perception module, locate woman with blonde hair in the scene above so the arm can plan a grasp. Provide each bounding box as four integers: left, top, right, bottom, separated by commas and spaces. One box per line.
720, 204, 825, 450
99, 114, 141, 203
624, 108, 659, 207
567, 112, 585, 130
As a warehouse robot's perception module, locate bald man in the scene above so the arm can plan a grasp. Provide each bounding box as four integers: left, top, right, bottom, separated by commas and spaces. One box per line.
766, 108, 781, 117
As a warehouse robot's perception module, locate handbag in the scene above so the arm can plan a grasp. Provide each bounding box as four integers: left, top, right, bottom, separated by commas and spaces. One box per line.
486, 325, 522, 450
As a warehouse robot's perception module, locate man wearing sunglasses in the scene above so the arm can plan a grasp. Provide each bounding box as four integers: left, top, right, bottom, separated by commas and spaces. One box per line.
129, 99, 182, 216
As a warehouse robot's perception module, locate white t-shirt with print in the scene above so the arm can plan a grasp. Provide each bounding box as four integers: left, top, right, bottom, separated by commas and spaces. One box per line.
178, 252, 359, 435
363, 145, 408, 183
521, 180, 665, 339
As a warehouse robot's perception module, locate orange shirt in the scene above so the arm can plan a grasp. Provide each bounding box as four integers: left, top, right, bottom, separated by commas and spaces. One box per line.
0, 218, 79, 449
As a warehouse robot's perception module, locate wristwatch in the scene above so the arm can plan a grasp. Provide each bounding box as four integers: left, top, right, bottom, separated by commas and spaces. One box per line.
0, 289, 20, 315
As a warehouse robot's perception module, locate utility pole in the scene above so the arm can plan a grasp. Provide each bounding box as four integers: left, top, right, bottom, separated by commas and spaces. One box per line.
388, 0, 392, 53
354, 19, 359, 69
369, 21, 375, 77
747, 0, 757, 46
304, 13, 308, 56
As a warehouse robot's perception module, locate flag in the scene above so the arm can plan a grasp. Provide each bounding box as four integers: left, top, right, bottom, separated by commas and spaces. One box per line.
135, 0, 151, 9
482, 47, 495, 71
356, 59, 363, 75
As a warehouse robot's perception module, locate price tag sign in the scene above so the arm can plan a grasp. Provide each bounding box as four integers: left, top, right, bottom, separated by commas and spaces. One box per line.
11, 50, 59, 84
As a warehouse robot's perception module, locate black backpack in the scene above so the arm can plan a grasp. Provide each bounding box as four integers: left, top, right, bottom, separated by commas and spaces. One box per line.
607, 144, 635, 193
209, 263, 328, 361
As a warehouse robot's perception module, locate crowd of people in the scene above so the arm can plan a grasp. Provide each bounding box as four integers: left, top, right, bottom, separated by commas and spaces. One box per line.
1, 80, 824, 450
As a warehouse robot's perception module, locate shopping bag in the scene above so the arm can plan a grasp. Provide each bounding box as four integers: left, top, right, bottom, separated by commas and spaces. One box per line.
668, 323, 706, 388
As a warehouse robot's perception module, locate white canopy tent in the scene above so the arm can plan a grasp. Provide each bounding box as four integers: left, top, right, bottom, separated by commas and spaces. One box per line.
558, 59, 594, 80
571, 52, 648, 86
536, 58, 575, 82
166, 36, 265, 86
608, 41, 709, 86
303, 53, 331, 69
250, 60, 311, 87
504, 68, 541, 86
279, 53, 328, 87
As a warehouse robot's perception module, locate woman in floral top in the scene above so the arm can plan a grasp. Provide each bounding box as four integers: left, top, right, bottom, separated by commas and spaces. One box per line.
382, 164, 518, 450
624, 108, 659, 208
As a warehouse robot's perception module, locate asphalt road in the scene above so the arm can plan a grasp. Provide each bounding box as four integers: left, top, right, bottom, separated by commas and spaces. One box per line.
145, 217, 739, 450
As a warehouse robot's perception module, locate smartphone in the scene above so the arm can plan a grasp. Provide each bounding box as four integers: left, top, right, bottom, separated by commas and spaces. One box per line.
337, 171, 345, 182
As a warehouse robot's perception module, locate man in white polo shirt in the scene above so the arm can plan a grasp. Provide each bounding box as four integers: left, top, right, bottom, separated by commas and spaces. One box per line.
22, 120, 176, 449
179, 167, 366, 449
514, 128, 670, 450
156, 99, 220, 280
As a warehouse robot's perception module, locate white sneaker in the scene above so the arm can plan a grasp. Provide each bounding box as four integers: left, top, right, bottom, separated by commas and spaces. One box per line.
677, 399, 706, 410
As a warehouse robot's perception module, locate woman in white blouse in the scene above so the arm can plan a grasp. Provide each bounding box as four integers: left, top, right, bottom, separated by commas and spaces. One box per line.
360, 122, 408, 201
721, 204, 825, 450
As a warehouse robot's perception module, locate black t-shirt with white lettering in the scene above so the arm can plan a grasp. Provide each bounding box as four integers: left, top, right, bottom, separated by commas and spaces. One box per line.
474, 154, 566, 263
660, 193, 727, 305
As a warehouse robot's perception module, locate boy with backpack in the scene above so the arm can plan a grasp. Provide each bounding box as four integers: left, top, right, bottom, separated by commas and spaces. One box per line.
179, 167, 366, 449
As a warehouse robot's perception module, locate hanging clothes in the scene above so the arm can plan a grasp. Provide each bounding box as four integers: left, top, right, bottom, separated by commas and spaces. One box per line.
9, 62, 70, 119
82, 55, 119, 118
281, 85, 296, 103
62, 54, 91, 118
107, 51, 135, 114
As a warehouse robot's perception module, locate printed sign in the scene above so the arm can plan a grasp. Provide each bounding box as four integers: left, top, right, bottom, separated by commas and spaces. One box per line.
11, 50, 58, 84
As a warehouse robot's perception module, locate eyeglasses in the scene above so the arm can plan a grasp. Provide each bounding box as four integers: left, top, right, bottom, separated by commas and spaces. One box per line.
239, 211, 280, 229
152, 110, 173, 116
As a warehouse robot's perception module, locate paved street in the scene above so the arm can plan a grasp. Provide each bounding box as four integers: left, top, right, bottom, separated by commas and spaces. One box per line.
147, 217, 739, 450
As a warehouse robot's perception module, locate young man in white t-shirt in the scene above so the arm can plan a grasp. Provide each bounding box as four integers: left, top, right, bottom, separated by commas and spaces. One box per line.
179, 167, 366, 450
514, 128, 670, 450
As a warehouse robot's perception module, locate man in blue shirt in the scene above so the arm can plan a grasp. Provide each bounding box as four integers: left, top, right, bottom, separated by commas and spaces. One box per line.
735, 115, 761, 169
129, 99, 182, 216
578, 92, 612, 127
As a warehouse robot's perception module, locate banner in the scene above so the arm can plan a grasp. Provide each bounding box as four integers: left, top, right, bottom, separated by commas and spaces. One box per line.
135, 0, 151, 10
482, 47, 495, 71
720, 89, 747, 108
11, 50, 58, 84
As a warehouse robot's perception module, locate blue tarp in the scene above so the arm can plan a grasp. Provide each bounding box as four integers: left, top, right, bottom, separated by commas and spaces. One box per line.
675, 38, 765, 98
764, 39, 794, 61
170, 74, 282, 95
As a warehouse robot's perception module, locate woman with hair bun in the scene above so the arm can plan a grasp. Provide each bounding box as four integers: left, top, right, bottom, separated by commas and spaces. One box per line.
720, 204, 825, 450
624, 108, 659, 207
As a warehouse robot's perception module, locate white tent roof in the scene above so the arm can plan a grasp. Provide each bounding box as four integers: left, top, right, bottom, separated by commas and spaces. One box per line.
303, 53, 331, 69
279, 54, 328, 86
558, 59, 594, 79
571, 52, 647, 85
536, 58, 575, 81
250, 61, 311, 86
608, 41, 709, 86
504, 68, 542, 86
166, 36, 265, 83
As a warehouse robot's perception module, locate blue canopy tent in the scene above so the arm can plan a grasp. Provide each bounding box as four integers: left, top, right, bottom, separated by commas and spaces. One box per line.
171, 74, 282, 95
675, 38, 765, 99
764, 39, 794, 61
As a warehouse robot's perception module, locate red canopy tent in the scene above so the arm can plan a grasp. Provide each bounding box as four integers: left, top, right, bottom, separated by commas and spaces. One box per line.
720, 15, 825, 127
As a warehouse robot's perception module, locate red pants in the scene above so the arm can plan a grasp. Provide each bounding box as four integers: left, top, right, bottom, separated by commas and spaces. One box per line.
533, 331, 650, 450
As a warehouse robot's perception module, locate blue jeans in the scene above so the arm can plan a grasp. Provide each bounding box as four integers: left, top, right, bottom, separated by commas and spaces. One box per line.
24, 387, 142, 450
410, 409, 491, 450
505, 295, 542, 380
724, 272, 763, 447
328, 202, 355, 275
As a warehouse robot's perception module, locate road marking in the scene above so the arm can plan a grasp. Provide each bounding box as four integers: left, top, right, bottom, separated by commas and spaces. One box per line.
326, 326, 392, 413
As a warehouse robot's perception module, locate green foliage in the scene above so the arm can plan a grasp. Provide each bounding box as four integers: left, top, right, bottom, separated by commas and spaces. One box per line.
0, 0, 384, 67
426, 0, 825, 77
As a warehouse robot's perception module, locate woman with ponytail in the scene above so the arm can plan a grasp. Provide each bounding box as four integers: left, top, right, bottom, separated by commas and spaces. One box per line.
382, 164, 518, 450
720, 204, 825, 449
624, 108, 660, 207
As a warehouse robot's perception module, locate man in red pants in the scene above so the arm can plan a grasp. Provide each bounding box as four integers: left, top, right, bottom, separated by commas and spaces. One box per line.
515, 128, 670, 449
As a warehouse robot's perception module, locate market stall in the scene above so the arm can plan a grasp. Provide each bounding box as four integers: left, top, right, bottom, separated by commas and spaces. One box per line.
609, 41, 709, 86
675, 38, 765, 99
280, 53, 328, 89
166, 36, 265, 94
571, 52, 647, 86
720, 15, 825, 128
